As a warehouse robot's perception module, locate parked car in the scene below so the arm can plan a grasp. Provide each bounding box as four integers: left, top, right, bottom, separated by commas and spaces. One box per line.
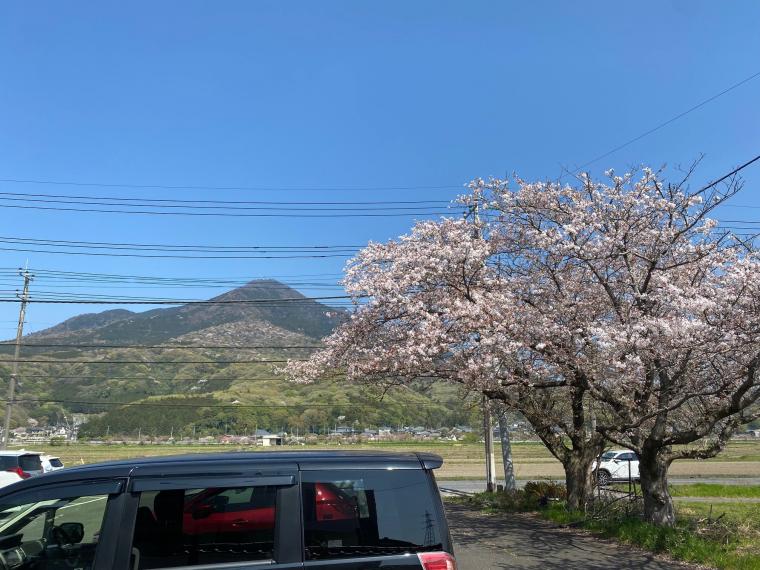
592, 449, 640, 486
0, 450, 44, 480
41, 454, 65, 473
0, 470, 22, 491
0, 451, 455, 570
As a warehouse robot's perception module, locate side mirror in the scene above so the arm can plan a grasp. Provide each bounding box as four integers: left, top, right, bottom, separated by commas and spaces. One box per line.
55, 522, 84, 544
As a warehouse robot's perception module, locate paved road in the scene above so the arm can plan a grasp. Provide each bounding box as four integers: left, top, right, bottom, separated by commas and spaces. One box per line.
439, 477, 760, 495
446, 502, 693, 570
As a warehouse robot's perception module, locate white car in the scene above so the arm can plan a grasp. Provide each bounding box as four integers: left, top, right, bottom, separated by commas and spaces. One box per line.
0, 471, 22, 490
592, 449, 640, 486
41, 455, 65, 473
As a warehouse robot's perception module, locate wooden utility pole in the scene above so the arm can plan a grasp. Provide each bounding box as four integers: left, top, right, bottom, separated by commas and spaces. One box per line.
2, 268, 33, 449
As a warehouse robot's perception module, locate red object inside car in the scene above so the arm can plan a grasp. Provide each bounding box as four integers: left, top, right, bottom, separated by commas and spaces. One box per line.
5, 467, 30, 479
182, 483, 357, 536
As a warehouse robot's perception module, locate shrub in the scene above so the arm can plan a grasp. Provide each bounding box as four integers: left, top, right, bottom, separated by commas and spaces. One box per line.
524, 480, 567, 501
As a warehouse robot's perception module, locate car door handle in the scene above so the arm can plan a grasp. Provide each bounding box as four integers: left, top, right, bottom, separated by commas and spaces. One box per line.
231, 519, 247, 526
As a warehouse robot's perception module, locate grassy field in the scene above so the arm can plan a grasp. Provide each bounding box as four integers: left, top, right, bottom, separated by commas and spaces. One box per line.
16, 439, 760, 481
609, 483, 760, 498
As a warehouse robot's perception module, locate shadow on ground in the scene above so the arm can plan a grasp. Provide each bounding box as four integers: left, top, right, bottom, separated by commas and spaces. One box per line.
445, 502, 694, 570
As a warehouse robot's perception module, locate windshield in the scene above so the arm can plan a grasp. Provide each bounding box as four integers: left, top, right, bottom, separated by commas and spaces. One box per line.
600, 452, 618, 460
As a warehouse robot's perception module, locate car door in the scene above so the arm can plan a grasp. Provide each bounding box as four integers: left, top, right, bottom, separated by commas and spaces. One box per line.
0, 478, 126, 570
115, 470, 303, 570
616, 453, 637, 481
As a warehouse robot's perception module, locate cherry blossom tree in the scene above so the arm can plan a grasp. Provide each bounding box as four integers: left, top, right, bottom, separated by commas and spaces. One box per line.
476, 165, 760, 525
284, 216, 606, 510
285, 165, 760, 525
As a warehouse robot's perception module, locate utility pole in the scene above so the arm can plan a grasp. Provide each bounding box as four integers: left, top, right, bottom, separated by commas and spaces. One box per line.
483, 396, 496, 492
468, 187, 496, 493
2, 268, 32, 449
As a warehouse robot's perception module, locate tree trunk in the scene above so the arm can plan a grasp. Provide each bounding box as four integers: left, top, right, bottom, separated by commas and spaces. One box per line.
563, 449, 596, 512
639, 448, 675, 526
496, 409, 516, 491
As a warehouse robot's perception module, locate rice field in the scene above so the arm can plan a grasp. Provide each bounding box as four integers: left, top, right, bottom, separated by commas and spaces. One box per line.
17, 439, 760, 482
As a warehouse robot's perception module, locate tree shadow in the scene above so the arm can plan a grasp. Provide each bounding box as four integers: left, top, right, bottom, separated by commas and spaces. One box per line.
445, 502, 690, 570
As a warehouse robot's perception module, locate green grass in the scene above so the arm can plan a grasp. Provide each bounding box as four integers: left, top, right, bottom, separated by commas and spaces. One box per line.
612, 483, 760, 499
585, 516, 760, 570
677, 501, 760, 527
669, 484, 760, 499
610, 483, 760, 499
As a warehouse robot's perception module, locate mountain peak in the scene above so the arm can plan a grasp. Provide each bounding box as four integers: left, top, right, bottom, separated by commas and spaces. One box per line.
210, 279, 307, 302
24, 281, 345, 344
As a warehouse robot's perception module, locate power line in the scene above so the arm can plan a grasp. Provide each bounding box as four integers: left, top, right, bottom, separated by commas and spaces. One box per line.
0, 236, 363, 251
568, 69, 760, 174
0, 246, 356, 259
0, 191, 453, 206
0, 179, 461, 192
0, 295, 355, 305
0, 195, 460, 213
694, 153, 760, 194
0, 268, 342, 289
0, 268, 344, 281
21, 289, 338, 300
0, 193, 453, 210
0, 202, 458, 218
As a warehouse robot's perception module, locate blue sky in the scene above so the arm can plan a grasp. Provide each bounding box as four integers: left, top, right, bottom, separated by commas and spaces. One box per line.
0, 0, 759, 334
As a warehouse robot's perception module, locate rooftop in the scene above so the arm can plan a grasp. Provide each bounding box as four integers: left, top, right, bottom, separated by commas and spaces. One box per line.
1, 450, 444, 494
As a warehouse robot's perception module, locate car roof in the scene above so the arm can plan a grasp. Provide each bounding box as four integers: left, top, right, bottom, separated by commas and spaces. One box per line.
0, 450, 42, 457
0, 450, 443, 494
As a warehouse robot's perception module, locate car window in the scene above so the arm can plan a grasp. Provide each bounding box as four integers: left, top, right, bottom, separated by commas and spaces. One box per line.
301, 469, 443, 561
19, 455, 42, 472
600, 452, 617, 460
49, 459, 64, 468
0, 493, 109, 570
130, 485, 278, 569
618, 453, 635, 461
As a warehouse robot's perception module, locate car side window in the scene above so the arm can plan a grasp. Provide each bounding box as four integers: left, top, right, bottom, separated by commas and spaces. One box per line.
0, 493, 110, 570
130, 485, 278, 569
301, 469, 443, 561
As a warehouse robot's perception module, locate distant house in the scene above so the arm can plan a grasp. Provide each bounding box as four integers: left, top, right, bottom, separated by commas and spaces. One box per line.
260, 434, 283, 446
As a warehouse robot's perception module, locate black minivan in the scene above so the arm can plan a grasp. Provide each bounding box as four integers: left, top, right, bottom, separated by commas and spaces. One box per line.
0, 451, 455, 570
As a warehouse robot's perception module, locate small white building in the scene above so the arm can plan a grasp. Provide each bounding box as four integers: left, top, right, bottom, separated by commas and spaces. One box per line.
260, 434, 283, 446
